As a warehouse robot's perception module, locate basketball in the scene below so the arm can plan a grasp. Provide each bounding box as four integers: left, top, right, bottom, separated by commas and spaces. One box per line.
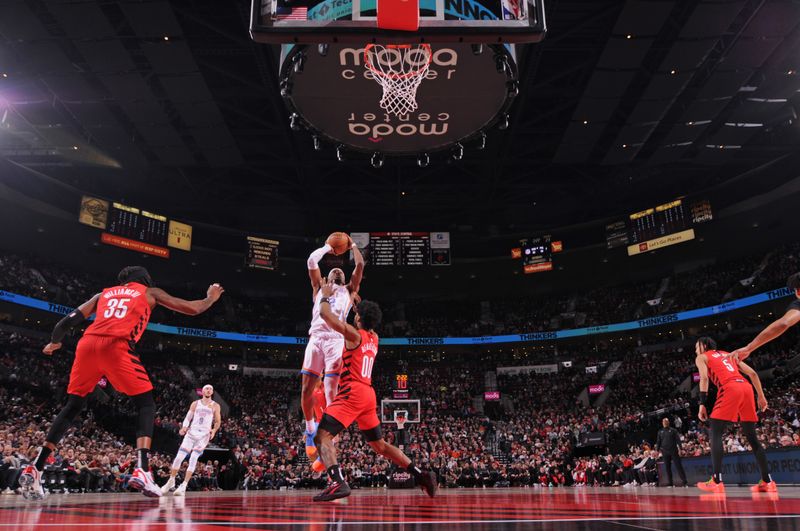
326, 232, 351, 255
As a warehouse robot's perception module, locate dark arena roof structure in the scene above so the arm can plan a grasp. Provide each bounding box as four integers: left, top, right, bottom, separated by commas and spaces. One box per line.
1, 0, 799, 240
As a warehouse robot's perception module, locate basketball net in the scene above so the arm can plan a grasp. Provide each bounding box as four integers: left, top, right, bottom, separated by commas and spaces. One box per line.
395, 415, 407, 430
364, 44, 432, 117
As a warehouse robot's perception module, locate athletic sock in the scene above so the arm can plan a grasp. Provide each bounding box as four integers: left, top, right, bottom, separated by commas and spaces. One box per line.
33, 447, 52, 472
327, 464, 345, 483
405, 461, 424, 480
712, 473, 722, 484
137, 448, 149, 471
305, 420, 317, 434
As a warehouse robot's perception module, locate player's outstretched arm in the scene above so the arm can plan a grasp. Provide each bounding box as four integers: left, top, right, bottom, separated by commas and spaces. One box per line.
695, 355, 709, 421
308, 243, 333, 297
349, 240, 365, 294
732, 308, 800, 361
150, 284, 224, 315
43, 293, 101, 355
318, 280, 361, 345
738, 361, 768, 411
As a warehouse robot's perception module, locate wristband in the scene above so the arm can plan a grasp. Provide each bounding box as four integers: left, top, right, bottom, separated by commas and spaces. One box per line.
321, 297, 332, 305
699, 392, 708, 407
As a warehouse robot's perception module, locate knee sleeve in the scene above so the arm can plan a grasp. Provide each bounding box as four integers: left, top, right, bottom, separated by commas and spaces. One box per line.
187, 450, 202, 473
46, 394, 88, 443
131, 391, 155, 439
172, 448, 190, 470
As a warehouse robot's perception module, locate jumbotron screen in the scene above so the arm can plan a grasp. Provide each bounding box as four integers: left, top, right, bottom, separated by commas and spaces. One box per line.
516, 235, 562, 274
107, 202, 168, 247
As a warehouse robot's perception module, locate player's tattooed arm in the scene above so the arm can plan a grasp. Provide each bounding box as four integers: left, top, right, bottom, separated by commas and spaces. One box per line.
695, 355, 709, 421
150, 284, 224, 315
738, 361, 768, 411
44, 293, 101, 355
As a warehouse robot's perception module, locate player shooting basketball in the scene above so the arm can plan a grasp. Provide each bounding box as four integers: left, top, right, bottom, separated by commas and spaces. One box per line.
300, 233, 364, 459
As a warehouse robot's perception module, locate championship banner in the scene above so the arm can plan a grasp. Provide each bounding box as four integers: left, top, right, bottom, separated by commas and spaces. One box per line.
168, 220, 193, 251
627, 229, 695, 256
78, 196, 109, 229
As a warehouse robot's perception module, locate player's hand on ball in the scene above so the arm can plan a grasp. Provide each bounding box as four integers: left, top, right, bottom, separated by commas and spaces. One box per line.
179, 427, 188, 436
698, 405, 708, 422
758, 396, 768, 412
207, 283, 225, 302
320, 278, 334, 298
42, 342, 61, 356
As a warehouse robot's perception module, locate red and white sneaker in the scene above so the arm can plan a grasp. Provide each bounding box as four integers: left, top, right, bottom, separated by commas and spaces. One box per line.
129, 468, 162, 498
696, 478, 725, 494
750, 480, 778, 493
19, 466, 46, 501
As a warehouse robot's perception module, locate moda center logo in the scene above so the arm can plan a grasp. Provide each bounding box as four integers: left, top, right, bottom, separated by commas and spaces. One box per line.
338, 47, 458, 141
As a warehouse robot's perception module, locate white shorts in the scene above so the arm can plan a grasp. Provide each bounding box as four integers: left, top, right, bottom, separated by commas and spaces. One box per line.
181, 431, 210, 453
300, 334, 344, 379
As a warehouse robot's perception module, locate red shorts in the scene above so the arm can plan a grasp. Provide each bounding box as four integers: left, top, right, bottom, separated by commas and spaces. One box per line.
68, 335, 153, 397
325, 384, 380, 432
711, 380, 758, 423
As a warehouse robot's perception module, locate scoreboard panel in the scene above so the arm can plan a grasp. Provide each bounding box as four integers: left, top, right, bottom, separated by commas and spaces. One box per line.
350, 232, 450, 266
628, 199, 688, 244
106, 202, 168, 247
246, 236, 280, 270
519, 235, 561, 274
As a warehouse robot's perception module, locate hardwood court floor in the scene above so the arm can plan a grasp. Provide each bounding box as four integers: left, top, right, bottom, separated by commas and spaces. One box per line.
1, 486, 798, 530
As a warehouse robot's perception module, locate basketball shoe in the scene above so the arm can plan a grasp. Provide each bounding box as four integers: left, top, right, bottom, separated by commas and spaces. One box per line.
19, 466, 46, 500
696, 478, 725, 493
750, 480, 778, 493
130, 468, 163, 498
313, 480, 351, 502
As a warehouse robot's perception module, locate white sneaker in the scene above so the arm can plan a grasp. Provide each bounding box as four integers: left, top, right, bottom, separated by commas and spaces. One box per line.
160, 476, 175, 495
173, 482, 187, 497
19, 466, 46, 501
2, 488, 13, 495
129, 468, 162, 498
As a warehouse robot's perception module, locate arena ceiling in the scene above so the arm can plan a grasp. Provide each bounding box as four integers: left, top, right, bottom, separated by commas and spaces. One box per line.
1, 0, 799, 238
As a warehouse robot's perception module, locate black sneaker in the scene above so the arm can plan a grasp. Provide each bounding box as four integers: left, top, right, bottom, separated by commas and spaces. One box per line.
418, 471, 437, 498
313, 480, 351, 502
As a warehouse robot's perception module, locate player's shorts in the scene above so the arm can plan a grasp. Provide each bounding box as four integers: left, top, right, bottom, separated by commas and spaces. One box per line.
300, 333, 344, 379
321, 383, 381, 440
68, 335, 153, 397
180, 431, 211, 454
711, 380, 758, 423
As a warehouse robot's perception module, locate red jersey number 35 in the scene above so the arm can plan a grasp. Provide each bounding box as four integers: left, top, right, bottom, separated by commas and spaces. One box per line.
103, 298, 130, 319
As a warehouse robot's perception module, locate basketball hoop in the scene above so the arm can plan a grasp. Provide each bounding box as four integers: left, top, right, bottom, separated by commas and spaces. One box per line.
395, 415, 407, 430
364, 44, 432, 117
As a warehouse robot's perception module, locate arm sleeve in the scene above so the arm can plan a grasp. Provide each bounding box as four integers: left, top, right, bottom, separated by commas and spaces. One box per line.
307, 244, 332, 270
51, 311, 87, 343
182, 408, 194, 429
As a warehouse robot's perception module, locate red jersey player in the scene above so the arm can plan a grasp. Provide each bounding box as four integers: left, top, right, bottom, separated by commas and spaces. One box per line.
694, 337, 776, 494
311, 280, 436, 501
20, 266, 224, 500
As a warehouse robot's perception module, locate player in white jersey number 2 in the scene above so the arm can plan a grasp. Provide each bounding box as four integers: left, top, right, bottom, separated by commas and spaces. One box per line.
301, 235, 364, 458
161, 384, 221, 496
